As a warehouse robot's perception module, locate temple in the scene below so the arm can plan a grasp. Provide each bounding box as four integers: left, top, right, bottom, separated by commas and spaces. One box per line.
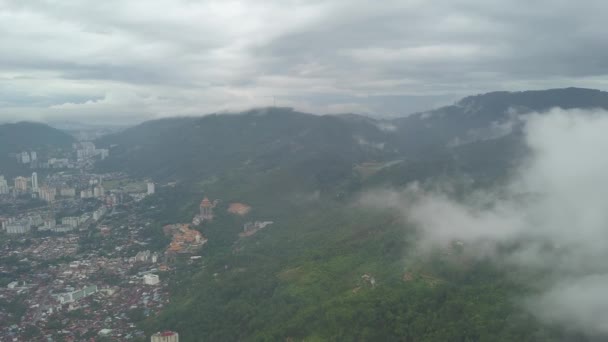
200, 197, 214, 221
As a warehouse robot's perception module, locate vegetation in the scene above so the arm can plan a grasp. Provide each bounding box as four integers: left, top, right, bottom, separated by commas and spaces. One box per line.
0, 121, 75, 178
94, 89, 608, 340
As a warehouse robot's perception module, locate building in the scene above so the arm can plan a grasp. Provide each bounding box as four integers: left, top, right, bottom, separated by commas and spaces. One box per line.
94, 184, 105, 198
6, 224, 30, 234
147, 182, 155, 195
93, 207, 107, 221
53, 224, 74, 233
200, 197, 214, 221
98, 149, 109, 160
75, 141, 97, 160
228, 202, 251, 215
143, 274, 160, 286
151, 331, 179, 342
20, 151, 30, 164
0, 175, 8, 195
56, 285, 98, 304
41, 218, 56, 231
62, 216, 81, 228
39, 186, 56, 202
14, 176, 28, 193
80, 188, 94, 199
240, 221, 274, 237
60, 187, 77, 197
31, 172, 38, 192
30, 151, 37, 161
135, 250, 151, 262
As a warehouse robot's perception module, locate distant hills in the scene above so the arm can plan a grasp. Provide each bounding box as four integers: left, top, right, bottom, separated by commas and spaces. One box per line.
0, 122, 75, 177
96, 87, 608, 186
96, 108, 397, 184
5, 87, 603, 341
125, 88, 608, 341
0, 121, 74, 153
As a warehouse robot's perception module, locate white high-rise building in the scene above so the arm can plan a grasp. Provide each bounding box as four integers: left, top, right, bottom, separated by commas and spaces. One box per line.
147, 182, 155, 195
6, 224, 30, 234
31, 172, 38, 192
20, 151, 30, 164
30, 151, 37, 161
0, 175, 8, 195
99, 149, 109, 160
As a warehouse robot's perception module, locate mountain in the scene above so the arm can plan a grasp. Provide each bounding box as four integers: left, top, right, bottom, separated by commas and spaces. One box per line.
0, 121, 74, 153
96, 108, 399, 185
0, 122, 75, 177
392, 87, 608, 155
98, 88, 608, 187
94, 88, 608, 341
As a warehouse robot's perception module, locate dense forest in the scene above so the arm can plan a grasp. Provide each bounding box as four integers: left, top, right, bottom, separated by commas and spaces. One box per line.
90, 88, 608, 341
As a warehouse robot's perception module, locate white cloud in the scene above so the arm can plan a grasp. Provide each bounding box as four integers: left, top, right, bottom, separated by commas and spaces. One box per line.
360, 108, 608, 335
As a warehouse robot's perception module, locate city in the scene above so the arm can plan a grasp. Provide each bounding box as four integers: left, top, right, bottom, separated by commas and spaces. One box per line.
0, 140, 183, 341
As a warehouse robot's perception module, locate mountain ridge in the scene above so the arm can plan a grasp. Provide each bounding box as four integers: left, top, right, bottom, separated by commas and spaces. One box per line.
96, 87, 608, 184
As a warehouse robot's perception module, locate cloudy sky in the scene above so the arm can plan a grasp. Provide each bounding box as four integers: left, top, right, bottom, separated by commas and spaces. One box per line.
1, 0, 608, 124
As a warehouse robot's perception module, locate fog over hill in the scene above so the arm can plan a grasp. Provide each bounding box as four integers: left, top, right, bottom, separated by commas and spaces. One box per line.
361, 107, 608, 335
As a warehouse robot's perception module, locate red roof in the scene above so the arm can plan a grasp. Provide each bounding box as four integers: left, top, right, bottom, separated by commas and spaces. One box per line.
200, 197, 212, 207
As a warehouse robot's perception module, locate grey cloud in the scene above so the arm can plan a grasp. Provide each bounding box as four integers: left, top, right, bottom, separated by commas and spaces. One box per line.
1, 0, 608, 123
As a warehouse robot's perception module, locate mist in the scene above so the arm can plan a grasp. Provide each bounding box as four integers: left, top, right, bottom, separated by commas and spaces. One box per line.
361, 108, 608, 335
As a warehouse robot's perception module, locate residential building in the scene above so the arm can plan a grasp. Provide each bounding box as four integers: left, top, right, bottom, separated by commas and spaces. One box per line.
60, 187, 77, 197
143, 274, 160, 286
14, 176, 28, 193
53, 225, 74, 233
39, 186, 57, 202
81, 188, 94, 199
98, 149, 109, 160
94, 184, 105, 198
0, 175, 9, 195
6, 224, 30, 234
147, 182, 155, 195
31, 172, 38, 192
151, 331, 179, 342
93, 207, 107, 221
62, 216, 81, 228
20, 151, 30, 164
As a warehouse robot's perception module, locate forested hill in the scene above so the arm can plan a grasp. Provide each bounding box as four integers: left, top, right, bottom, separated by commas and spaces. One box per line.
96, 108, 399, 181
390, 87, 608, 155
0, 122, 75, 177
0, 121, 74, 154
93, 88, 608, 341
96, 87, 608, 184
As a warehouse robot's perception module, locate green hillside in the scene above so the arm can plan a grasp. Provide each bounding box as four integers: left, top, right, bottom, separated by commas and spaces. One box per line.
96, 88, 608, 341
0, 122, 75, 177
135, 164, 567, 341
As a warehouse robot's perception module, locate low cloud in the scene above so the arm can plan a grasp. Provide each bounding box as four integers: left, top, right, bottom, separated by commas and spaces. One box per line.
360, 108, 608, 335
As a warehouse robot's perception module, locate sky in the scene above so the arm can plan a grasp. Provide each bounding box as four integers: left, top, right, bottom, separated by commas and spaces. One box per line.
1, 0, 608, 124
361, 108, 608, 335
